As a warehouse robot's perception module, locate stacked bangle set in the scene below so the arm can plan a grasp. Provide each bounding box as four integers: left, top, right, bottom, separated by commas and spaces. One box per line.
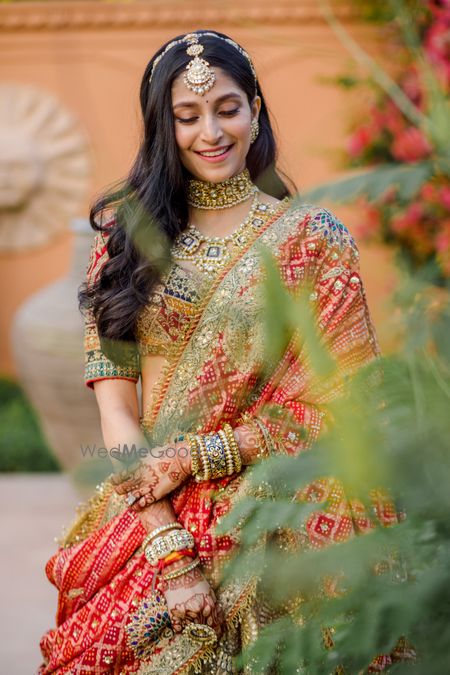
176, 423, 242, 482
142, 522, 199, 582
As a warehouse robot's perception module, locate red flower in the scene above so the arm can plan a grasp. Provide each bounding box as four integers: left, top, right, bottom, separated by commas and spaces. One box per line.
424, 15, 450, 88
391, 126, 432, 162
420, 182, 437, 202
347, 125, 375, 159
391, 202, 425, 234
439, 185, 450, 210
382, 101, 406, 135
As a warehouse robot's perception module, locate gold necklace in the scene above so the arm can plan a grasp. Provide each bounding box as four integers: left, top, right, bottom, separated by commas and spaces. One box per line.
172, 192, 277, 277
186, 168, 257, 210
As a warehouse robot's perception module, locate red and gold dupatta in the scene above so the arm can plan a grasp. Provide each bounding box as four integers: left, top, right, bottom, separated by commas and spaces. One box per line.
38, 201, 407, 674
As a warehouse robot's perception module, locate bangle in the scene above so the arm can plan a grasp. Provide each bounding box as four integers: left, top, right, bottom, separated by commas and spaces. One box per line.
217, 430, 234, 476
252, 417, 273, 458
204, 431, 228, 479
188, 426, 243, 482
186, 433, 199, 475
222, 423, 242, 473
142, 522, 182, 549
196, 435, 211, 481
144, 529, 195, 565
163, 558, 200, 581
238, 413, 272, 459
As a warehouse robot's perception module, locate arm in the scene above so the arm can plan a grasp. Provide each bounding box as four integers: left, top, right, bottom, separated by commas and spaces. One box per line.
83, 223, 223, 634
94, 378, 223, 635
91, 347, 180, 534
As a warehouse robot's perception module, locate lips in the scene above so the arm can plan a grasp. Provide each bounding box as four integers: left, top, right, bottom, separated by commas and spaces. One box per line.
195, 144, 233, 158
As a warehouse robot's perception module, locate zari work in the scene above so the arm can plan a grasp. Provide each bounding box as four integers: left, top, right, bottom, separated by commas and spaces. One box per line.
39, 200, 412, 674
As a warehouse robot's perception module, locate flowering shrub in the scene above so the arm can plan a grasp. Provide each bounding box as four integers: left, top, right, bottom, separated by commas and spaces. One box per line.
345, 0, 450, 279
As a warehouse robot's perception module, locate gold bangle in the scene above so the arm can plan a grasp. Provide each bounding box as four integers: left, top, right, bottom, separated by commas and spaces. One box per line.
197, 434, 212, 481
187, 433, 200, 476
163, 557, 200, 581
217, 429, 234, 476
223, 423, 242, 473
206, 430, 229, 479
238, 413, 272, 459
251, 417, 273, 458
142, 522, 183, 549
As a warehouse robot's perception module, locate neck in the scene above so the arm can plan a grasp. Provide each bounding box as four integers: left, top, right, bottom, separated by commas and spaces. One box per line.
189, 193, 256, 238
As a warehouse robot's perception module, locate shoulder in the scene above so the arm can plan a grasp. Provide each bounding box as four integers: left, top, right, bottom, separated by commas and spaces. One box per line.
282, 200, 359, 258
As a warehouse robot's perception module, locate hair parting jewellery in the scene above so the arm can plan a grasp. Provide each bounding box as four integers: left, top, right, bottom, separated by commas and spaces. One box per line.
148, 31, 257, 96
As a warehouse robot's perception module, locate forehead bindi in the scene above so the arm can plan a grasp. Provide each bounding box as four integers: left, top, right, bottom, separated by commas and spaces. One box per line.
172, 68, 245, 110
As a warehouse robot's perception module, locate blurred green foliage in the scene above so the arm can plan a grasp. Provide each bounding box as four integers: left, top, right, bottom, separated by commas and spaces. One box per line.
219, 251, 450, 672
0, 377, 59, 472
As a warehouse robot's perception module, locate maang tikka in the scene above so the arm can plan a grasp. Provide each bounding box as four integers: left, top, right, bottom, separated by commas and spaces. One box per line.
183, 34, 216, 96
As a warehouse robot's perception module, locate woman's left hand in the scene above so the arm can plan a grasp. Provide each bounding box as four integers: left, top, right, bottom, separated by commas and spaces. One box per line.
111, 439, 191, 509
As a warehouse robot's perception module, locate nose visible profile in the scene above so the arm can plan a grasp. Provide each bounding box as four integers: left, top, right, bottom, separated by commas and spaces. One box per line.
200, 113, 222, 145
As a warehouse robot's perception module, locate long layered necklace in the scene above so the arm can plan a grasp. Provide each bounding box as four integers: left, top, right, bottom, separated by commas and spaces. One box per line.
173, 171, 277, 277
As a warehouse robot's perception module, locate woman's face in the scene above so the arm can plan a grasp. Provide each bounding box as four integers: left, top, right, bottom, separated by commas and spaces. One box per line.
172, 67, 260, 183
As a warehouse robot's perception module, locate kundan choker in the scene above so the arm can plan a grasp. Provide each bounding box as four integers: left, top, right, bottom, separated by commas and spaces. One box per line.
187, 169, 257, 210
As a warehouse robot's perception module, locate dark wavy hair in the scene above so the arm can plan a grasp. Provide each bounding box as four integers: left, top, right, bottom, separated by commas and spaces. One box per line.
79, 29, 293, 361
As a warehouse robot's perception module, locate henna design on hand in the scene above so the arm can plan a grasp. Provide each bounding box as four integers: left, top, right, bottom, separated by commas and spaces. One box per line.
234, 423, 262, 464
170, 593, 210, 633
157, 461, 171, 474
130, 487, 157, 510
166, 567, 203, 590
111, 464, 143, 494
173, 443, 191, 478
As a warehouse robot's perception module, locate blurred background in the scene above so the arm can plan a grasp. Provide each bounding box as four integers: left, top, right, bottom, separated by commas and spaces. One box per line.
0, 0, 448, 672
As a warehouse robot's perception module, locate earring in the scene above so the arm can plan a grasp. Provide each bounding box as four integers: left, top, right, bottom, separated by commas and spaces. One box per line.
250, 119, 259, 144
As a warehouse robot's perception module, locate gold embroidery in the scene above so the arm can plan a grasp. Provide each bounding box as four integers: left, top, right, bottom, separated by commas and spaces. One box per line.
135, 263, 208, 361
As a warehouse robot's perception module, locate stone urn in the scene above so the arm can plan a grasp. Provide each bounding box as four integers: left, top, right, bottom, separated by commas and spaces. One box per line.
12, 218, 106, 483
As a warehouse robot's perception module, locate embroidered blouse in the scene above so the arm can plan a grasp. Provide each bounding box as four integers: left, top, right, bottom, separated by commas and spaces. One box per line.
83, 225, 208, 388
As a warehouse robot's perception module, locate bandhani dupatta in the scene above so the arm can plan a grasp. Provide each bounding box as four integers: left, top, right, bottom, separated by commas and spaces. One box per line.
39, 201, 407, 674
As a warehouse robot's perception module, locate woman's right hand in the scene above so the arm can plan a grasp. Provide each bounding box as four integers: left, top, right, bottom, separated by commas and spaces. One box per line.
160, 562, 224, 638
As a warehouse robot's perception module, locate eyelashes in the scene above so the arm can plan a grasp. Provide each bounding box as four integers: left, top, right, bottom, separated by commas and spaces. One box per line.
176, 108, 240, 124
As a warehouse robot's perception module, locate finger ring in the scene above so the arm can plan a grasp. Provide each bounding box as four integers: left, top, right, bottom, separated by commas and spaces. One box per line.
183, 623, 217, 646
126, 492, 138, 506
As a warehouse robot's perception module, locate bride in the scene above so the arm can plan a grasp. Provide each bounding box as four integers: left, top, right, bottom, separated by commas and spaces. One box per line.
38, 30, 405, 674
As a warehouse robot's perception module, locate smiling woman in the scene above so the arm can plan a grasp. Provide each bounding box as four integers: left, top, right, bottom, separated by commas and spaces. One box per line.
172, 83, 259, 181
37, 29, 407, 675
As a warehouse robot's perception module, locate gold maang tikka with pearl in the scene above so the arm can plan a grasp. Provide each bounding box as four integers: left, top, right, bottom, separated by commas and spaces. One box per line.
183, 34, 216, 96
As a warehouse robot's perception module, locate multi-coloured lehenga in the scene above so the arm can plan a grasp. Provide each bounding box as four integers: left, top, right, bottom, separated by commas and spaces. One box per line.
38, 200, 410, 674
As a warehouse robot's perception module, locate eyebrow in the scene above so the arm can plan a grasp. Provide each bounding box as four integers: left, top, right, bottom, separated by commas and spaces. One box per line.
172, 92, 243, 110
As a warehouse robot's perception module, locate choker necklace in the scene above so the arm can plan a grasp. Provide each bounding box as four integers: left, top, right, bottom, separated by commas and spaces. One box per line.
187, 168, 257, 210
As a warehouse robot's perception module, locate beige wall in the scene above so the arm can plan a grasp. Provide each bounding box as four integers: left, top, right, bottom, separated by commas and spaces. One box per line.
0, 0, 396, 374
